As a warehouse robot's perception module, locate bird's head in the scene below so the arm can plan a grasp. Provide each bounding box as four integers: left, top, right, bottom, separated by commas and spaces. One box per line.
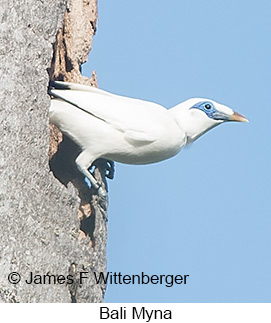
171, 98, 248, 143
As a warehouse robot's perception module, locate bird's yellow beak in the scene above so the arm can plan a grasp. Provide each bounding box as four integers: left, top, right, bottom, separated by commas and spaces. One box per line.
229, 111, 249, 123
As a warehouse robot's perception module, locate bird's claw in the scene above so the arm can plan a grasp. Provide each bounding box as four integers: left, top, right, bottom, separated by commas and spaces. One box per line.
97, 186, 107, 199
97, 186, 108, 213
105, 160, 115, 180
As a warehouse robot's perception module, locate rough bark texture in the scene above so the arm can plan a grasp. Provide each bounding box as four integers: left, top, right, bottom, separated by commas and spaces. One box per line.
0, 0, 107, 302
48, 0, 98, 85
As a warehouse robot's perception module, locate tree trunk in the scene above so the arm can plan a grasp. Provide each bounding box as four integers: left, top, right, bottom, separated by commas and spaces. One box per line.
0, 0, 107, 303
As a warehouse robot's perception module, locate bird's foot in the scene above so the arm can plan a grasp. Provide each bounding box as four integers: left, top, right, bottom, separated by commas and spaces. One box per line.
97, 186, 108, 213
97, 186, 107, 199
90, 159, 114, 180
105, 160, 115, 180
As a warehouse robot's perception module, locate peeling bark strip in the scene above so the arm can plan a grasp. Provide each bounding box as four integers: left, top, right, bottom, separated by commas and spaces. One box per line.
49, 0, 98, 85
0, 0, 107, 302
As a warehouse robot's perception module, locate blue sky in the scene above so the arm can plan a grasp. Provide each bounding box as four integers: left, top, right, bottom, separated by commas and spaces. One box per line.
83, 0, 271, 302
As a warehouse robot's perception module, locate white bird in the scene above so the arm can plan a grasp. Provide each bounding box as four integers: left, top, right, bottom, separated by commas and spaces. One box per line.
49, 81, 248, 197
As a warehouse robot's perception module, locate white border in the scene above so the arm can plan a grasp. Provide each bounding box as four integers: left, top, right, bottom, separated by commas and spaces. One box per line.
1, 303, 271, 323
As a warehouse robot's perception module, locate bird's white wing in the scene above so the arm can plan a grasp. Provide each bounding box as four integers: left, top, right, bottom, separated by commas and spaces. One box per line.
50, 83, 170, 144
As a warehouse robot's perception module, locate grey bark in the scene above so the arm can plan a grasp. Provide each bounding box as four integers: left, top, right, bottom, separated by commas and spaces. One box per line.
0, 0, 107, 302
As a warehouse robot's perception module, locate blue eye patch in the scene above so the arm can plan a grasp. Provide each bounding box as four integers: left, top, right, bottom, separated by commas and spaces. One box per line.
190, 101, 217, 118
190, 101, 229, 121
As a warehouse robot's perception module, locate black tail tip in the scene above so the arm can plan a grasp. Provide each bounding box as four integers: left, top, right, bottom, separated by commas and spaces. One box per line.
49, 81, 70, 90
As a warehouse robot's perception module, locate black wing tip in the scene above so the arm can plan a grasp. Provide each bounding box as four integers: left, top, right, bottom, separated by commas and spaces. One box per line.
49, 81, 71, 90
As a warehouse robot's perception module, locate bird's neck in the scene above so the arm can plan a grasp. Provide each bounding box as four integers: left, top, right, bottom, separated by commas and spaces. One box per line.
169, 104, 218, 144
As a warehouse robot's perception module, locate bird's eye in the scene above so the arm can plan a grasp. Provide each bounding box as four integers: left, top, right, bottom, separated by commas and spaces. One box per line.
204, 104, 212, 110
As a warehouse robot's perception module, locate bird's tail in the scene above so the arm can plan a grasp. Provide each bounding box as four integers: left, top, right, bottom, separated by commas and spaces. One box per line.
48, 80, 114, 97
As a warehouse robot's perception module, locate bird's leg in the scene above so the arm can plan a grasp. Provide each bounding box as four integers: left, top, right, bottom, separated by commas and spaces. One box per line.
75, 152, 107, 198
